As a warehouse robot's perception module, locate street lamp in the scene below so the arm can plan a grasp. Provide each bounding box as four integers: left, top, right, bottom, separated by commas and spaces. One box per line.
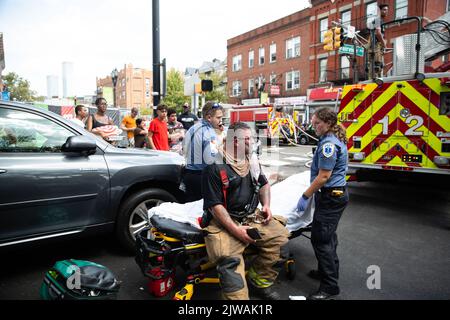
111, 68, 119, 107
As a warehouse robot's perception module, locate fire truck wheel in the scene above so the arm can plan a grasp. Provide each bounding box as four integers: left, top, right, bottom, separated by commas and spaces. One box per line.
299, 136, 308, 145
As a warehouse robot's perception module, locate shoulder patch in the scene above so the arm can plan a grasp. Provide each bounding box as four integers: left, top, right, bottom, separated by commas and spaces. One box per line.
322, 143, 335, 158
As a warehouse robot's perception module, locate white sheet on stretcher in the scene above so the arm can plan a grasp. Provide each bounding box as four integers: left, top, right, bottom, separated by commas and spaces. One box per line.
148, 171, 314, 233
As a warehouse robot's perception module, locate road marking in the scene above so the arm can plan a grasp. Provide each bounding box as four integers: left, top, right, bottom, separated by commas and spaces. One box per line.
260, 160, 291, 167
282, 157, 310, 162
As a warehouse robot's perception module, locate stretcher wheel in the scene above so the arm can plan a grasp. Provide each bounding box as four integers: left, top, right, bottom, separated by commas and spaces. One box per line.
173, 284, 194, 300
285, 260, 296, 280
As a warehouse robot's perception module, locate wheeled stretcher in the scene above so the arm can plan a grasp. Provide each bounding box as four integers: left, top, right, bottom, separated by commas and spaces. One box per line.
135, 172, 314, 300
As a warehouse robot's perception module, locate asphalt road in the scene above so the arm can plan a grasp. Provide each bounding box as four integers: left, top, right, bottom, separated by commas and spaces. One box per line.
1, 144, 449, 300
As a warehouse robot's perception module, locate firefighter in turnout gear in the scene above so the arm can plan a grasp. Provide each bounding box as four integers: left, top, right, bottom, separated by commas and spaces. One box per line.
201, 122, 290, 300
296, 108, 349, 300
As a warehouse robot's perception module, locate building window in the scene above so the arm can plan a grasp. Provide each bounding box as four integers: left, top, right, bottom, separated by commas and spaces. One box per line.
340, 56, 350, 79
366, 2, 378, 27
286, 71, 300, 91
232, 55, 242, 72
319, 58, 328, 83
259, 47, 265, 65
341, 10, 351, 27
146, 91, 150, 98
121, 78, 126, 87
395, 0, 408, 19
145, 78, 151, 88
286, 37, 301, 59
232, 81, 242, 96
269, 43, 277, 63
249, 50, 254, 68
447, 0, 450, 12
248, 79, 255, 96
319, 18, 328, 42
270, 74, 277, 85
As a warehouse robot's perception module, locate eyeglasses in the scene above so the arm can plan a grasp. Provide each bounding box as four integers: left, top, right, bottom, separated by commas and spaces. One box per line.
212, 103, 221, 109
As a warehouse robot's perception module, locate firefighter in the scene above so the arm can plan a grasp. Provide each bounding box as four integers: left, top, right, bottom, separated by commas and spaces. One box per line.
296, 108, 349, 300
201, 122, 290, 300
367, 3, 389, 79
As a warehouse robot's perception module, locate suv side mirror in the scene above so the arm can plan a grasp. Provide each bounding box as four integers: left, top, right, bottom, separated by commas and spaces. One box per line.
62, 136, 97, 155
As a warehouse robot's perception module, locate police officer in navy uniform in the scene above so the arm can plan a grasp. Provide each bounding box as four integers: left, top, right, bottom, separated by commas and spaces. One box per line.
296, 108, 349, 300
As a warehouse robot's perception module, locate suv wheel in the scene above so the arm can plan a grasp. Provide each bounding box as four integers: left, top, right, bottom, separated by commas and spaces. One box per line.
116, 188, 177, 253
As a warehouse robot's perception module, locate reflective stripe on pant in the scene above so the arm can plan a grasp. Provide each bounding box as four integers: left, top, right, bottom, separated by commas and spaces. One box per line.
204, 217, 289, 300
311, 189, 349, 295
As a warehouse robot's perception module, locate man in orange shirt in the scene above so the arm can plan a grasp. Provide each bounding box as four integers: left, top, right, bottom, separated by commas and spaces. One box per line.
148, 104, 169, 151
121, 107, 139, 147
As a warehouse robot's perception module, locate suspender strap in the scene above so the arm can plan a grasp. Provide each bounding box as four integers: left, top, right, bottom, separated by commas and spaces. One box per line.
219, 168, 229, 209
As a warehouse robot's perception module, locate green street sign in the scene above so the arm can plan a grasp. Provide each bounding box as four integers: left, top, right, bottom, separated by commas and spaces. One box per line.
339, 44, 364, 57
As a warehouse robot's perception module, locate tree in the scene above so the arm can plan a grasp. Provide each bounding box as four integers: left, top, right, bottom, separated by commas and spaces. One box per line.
162, 68, 189, 112
2, 72, 37, 102
200, 71, 228, 104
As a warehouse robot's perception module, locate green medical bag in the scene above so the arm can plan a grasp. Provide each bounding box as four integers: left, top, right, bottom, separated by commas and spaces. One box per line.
40, 259, 120, 300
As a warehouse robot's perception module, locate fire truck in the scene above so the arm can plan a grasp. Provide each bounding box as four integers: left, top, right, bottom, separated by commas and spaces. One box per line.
228, 103, 303, 145
337, 15, 450, 177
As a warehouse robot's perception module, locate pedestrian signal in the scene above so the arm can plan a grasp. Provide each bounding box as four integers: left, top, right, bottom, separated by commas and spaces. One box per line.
333, 27, 344, 49
323, 30, 334, 51
201, 79, 213, 92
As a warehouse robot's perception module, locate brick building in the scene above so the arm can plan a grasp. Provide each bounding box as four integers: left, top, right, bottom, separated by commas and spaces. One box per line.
227, 0, 449, 106
227, 9, 311, 106
96, 63, 153, 110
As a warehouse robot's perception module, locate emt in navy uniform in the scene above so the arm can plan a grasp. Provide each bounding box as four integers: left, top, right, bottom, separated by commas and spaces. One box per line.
296, 108, 349, 300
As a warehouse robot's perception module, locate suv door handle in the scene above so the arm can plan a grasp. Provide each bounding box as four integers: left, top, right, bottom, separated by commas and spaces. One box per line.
0, 169, 7, 174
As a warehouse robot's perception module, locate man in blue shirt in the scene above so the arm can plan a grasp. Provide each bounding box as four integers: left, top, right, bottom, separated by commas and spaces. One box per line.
296, 108, 349, 300
183, 101, 224, 202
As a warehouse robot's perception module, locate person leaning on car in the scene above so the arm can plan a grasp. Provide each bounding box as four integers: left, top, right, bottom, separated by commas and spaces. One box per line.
86, 98, 114, 139
70, 105, 88, 128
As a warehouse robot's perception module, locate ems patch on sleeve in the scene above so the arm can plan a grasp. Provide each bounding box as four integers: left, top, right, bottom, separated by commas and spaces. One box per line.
322, 143, 335, 158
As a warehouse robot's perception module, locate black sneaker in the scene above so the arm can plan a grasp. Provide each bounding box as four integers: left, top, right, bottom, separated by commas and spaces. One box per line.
307, 290, 339, 300
307, 269, 322, 280
248, 281, 281, 300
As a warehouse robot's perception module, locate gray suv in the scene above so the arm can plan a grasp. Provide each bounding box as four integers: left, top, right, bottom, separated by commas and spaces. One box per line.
0, 102, 184, 253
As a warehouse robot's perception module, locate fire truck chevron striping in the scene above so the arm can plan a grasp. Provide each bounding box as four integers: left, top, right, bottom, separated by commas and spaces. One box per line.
338, 75, 450, 175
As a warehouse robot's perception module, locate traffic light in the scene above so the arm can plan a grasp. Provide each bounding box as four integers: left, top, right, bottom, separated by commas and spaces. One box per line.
333, 27, 344, 49
323, 29, 334, 51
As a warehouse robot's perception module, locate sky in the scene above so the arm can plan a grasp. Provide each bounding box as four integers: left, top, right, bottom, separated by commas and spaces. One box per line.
0, 0, 310, 97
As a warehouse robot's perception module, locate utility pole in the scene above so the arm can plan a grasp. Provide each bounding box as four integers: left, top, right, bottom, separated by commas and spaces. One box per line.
152, 0, 161, 116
